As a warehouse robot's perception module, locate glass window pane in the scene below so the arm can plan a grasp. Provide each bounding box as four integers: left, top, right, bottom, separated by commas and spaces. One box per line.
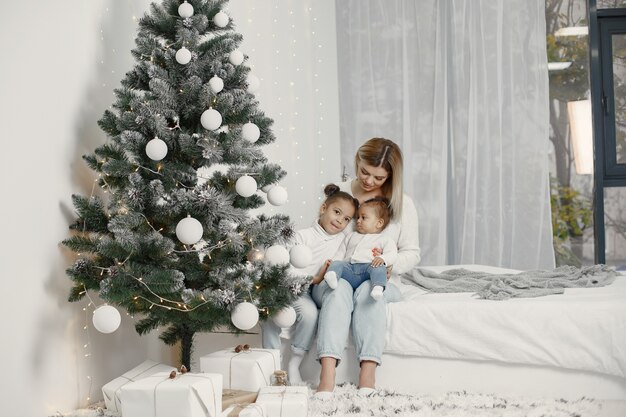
546, 0, 595, 266
603, 187, 626, 270
612, 33, 626, 164
597, 1, 626, 9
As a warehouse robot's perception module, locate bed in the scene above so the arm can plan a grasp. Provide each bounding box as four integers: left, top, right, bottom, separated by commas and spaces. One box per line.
290, 264, 626, 400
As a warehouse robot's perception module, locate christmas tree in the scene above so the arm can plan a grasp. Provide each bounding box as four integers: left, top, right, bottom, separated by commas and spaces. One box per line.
62, 0, 308, 370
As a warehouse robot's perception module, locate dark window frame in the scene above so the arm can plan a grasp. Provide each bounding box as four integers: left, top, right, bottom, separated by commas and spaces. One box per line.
588, 0, 626, 263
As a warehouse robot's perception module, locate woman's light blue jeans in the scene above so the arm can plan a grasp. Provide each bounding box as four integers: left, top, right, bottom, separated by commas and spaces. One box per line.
312, 279, 402, 365
261, 291, 318, 354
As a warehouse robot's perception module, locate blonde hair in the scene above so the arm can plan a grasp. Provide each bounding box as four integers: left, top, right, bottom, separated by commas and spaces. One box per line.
354, 138, 403, 219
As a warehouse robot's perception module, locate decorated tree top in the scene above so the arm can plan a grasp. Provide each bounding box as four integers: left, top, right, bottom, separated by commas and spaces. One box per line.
62, 0, 308, 369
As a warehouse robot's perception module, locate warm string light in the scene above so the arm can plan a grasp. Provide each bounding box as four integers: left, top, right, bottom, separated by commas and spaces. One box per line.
133, 163, 162, 177
79, 286, 95, 404
171, 239, 229, 254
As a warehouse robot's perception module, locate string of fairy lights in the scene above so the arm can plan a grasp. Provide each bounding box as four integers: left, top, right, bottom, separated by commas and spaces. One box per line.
72, 1, 155, 409
232, 2, 339, 224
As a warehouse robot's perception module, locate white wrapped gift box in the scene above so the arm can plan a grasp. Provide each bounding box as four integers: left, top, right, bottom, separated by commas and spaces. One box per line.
102, 359, 176, 412
255, 386, 308, 417
121, 372, 222, 417
199, 349, 280, 391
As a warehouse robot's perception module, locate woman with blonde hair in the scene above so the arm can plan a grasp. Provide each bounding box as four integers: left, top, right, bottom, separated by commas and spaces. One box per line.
312, 137, 421, 397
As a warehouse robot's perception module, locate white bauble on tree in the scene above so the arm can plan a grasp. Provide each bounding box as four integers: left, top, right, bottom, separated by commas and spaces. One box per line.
229, 50, 244, 66
241, 122, 260, 143
290, 244, 313, 269
209, 75, 224, 93
246, 73, 260, 93
145, 137, 168, 161
176, 215, 203, 245
92, 305, 121, 334
178, 1, 194, 18
231, 302, 259, 330
175, 47, 192, 65
267, 186, 288, 206
200, 108, 222, 130
264, 245, 290, 266
261, 184, 274, 193
213, 11, 229, 28
272, 306, 297, 328
235, 175, 257, 197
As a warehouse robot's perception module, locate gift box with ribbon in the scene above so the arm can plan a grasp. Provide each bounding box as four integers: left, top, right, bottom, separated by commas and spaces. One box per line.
255, 386, 308, 417
102, 359, 177, 412
199, 346, 280, 392
222, 402, 266, 417
121, 371, 222, 417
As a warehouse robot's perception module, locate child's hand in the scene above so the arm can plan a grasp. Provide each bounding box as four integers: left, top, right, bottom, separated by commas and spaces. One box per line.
371, 257, 385, 267
311, 259, 333, 285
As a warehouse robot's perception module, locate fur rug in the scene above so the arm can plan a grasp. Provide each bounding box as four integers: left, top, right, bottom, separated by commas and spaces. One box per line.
309, 384, 601, 416
52, 383, 602, 417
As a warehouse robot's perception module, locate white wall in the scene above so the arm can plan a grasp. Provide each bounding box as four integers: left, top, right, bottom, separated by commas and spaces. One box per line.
0, 1, 339, 415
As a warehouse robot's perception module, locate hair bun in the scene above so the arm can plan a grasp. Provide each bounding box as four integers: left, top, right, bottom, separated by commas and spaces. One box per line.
323, 183, 340, 197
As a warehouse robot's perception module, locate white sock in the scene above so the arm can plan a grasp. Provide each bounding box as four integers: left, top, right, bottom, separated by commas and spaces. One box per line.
288, 351, 305, 385
324, 271, 338, 289
370, 285, 384, 300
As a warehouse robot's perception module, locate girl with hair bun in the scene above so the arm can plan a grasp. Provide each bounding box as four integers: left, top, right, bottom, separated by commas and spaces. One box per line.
262, 184, 358, 384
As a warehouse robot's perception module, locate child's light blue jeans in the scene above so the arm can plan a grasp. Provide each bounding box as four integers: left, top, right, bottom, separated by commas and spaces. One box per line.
327, 260, 387, 290
312, 279, 402, 365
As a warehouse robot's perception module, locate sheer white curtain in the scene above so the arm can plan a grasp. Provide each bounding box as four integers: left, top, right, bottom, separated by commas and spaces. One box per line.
336, 0, 555, 269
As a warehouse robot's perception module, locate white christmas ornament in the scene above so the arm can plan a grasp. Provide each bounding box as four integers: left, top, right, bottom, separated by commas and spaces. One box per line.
175, 47, 192, 65
178, 1, 194, 18
92, 305, 121, 334
289, 244, 313, 269
213, 11, 229, 28
264, 245, 290, 266
229, 50, 244, 66
176, 215, 203, 245
201, 108, 222, 130
145, 137, 168, 161
272, 306, 297, 328
209, 75, 224, 93
241, 122, 260, 142
261, 184, 274, 193
246, 73, 260, 93
267, 186, 288, 206
235, 175, 257, 197
231, 302, 259, 330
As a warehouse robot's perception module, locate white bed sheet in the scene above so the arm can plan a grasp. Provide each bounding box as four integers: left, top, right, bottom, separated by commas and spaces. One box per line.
386, 264, 626, 378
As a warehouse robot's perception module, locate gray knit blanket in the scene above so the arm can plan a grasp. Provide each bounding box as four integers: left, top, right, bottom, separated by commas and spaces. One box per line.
401, 265, 618, 300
